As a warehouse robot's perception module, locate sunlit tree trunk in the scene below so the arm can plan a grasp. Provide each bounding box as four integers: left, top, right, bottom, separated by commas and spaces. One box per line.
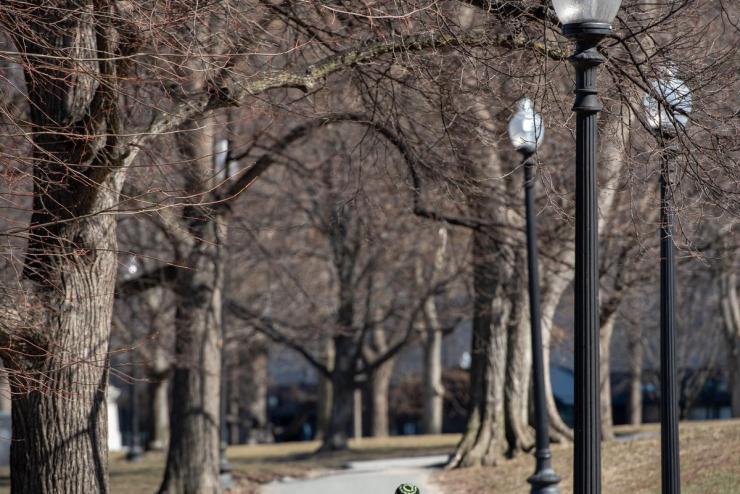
719, 266, 740, 416
627, 325, 643, 425
505, 282, 533, 454
160, 121, 227, 494
448, 226, 512, 467
2, 5, 122, 491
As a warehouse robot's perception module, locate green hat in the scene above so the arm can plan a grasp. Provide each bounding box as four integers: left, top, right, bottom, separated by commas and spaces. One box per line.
395, 484, 420, 494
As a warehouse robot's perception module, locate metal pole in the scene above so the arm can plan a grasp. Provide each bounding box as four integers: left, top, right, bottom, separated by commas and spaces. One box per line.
569, 33, 607, 494
522, 152, 561, 494
659, 144, 680, 494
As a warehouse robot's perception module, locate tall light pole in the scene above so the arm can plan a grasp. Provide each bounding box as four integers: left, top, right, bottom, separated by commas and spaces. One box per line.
508, 97, 560, 494
642, 68, 692, 494
550, 0, 622, 492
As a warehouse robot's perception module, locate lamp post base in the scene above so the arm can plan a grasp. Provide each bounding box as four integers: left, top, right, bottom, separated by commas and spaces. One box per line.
528, 467, 562, 494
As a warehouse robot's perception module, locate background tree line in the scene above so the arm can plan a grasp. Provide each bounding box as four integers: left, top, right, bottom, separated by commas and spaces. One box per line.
0, 1, 737, 493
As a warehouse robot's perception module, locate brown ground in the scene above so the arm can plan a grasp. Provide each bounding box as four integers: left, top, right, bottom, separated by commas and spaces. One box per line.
0, 421, 737, 493
437, 419, 740, 494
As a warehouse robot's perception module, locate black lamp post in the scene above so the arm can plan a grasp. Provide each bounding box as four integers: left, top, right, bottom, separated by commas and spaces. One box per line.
643, 69, 692, 494
551, 0, 622, 492
508, 98, 560, 494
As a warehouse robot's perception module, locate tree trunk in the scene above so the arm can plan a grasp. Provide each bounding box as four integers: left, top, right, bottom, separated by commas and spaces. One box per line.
316, 337, 334, 440
8, 201, 119, 493
243, 338, 269, 444
321, 336, 355, 451
627, 326, 643, 425
448, 227, 511, 468
0, 365, 10, 412
8, 260, 114, 494
504, 284, 533, 455
599, 314, 617, 440
148, 344, 171, 451
423, 326, 444, 434
540, 283, 575, 441
159, 212, 227, 494
370, 358, 394, 437
353, 389, 363, 440
731, 360, 740, 418
421, 227, 447, 435
1, 4, 123, 492
719, 267, 740, 416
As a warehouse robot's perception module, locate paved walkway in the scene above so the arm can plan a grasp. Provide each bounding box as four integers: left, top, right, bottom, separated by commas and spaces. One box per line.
262, 455, 449, 494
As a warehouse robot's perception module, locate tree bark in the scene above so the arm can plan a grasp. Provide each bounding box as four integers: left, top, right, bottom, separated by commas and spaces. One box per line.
316, 337, 334, 440
719, 266, 740, 416
448, 227, 511, 468
627, 325, 643, 425
8, 263, 114, 494
148, 344, 171, 451
159, 210, 226, 494
243, 338, 269, 444
504, 283, 534, 455
423, 324, 444, 435
0, 365, 10, 412
540, 281, 575, 441
421, 228, 447, 435
370, 358, 394, 437
0, 3, 124, 492
321, 335, 356, 451
599, 314, 617, 440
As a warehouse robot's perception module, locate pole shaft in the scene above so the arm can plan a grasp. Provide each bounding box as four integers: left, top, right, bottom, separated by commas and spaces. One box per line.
571, 39, 604, 494
660, 149, 681, 494
524, 155, 561, 494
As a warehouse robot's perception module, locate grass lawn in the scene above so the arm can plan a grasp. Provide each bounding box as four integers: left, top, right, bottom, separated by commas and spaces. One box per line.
437, 419, 740, 494
0, 434, 460, 493
0, 420, 737, 493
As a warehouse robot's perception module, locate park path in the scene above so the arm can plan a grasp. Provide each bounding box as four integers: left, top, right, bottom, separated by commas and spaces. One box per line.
261, 455, 449, 494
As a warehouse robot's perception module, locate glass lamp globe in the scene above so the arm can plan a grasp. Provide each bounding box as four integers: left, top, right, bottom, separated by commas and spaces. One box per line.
508, 97, 544, 155
552, 0, 622, 31
123, 255, 140, 279
642, 69, 692, 135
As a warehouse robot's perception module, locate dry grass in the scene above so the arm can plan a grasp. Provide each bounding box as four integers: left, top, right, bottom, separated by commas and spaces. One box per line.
0, 421, 737, 493
437, 419, 740, 494
0, 434, 461, 493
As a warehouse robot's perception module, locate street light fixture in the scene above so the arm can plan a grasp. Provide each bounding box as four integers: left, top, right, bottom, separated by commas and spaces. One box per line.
551, 0, 622, 492
508, 97, 561, 494
643, 68, 692, 494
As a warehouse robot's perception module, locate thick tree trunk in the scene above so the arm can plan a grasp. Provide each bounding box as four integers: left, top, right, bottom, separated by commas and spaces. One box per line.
448, 227, 511, 468
2, 4, 122, 492
321, 336, 355, 451
731, 362, 740, 418
504, 285, 533, 455
243, 339, 269, 443
599, 314, 617, 440
627, 327, 643, 425
719, 268, 740, 417
159, 212, 227, 494
8, 198, 119, 493
8, 261, 114, 494
370, 358, 394, 437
